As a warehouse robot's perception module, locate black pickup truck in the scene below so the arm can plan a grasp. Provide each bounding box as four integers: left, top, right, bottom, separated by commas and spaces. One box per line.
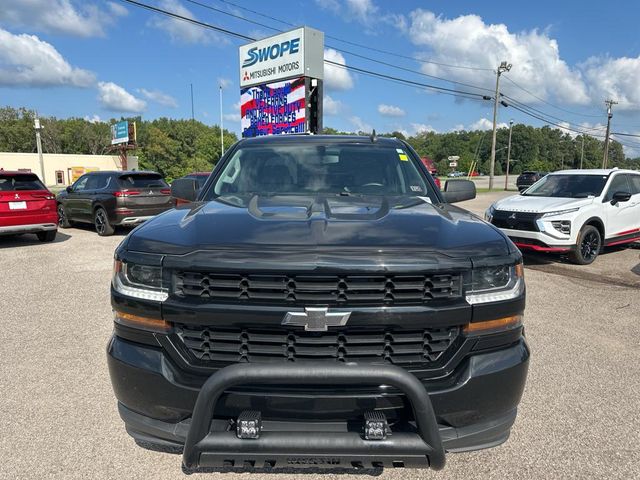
107, 135, 529, 472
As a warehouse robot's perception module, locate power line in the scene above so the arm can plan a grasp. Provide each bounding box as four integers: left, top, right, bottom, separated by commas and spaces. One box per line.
184, 0, 494, 93
502, 76, 602, 119
213, 0, 494, 71
503, 95, 607, 133
196, 0, 618, 135
120, 0, 252, 40
323, 61, 490, 100
507, 102, 605, 138
610, 131, 640, 137
118, 0, 491, 101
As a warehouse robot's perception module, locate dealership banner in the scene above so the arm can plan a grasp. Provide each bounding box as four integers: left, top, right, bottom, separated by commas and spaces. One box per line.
241, 77, 306, 137
239, 27, 323, 88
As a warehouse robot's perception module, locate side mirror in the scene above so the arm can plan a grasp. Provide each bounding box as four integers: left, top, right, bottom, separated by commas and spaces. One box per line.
171, 178, 199, 203
66, 186, 73, 193
442, 180, 476, 203
610, 191, 631, 205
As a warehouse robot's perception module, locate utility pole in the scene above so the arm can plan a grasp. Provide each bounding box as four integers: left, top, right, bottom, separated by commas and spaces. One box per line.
34, 116, 45, 185
219, 84, 225, 156
602, 99, 617, 169
504, 119, 513, 190
190, 84, 195, 121
580, 135, 585, 169
489, 61, 512, 190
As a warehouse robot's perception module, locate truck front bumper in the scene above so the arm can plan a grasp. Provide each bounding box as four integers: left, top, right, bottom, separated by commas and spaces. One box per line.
107, 334, 529, 471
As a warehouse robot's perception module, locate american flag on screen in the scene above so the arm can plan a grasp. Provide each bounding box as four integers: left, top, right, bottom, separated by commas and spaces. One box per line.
240, 77, 306, 137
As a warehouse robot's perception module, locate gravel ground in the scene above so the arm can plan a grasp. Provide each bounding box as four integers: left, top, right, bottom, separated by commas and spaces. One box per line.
1, 202, 639, 479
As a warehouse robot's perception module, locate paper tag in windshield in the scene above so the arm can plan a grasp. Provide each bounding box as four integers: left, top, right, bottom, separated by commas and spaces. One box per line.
417, 196, 432, 204
397, 149, 409, 161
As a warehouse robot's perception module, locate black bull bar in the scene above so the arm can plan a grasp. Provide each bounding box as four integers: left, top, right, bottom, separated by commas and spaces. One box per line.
182, 362, 446, 471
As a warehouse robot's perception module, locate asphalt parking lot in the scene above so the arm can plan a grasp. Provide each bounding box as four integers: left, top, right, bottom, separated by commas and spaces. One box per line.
1, 193, 639, 480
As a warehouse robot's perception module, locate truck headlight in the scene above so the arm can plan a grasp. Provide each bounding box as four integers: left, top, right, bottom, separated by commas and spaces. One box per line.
112, 259, 168, 302
465, 263, 524, 305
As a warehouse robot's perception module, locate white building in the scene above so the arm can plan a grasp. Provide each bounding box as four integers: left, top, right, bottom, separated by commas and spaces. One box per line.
0, 152, 139, 187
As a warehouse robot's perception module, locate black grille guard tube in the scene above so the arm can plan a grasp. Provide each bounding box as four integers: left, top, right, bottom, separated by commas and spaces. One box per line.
182, 362, 446, 470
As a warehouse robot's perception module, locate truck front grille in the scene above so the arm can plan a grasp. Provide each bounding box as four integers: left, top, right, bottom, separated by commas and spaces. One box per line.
174, 272, 462, 306
491, 210, 540, 232
174, 325, 461, 367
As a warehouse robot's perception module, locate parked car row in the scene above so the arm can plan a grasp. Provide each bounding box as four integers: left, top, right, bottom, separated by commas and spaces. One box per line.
0, 169, 212, 241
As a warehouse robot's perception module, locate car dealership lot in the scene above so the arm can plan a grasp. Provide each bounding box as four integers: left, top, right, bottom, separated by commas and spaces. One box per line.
0, 198, 639, 479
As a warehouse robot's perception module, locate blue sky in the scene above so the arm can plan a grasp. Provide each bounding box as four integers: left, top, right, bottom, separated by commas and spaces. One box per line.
2, 0, 640, 152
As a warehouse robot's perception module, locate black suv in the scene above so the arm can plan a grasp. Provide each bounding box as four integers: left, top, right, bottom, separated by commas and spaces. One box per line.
57, 171, 173, 236
108, 135, 529, 472
516, 171, 548, 192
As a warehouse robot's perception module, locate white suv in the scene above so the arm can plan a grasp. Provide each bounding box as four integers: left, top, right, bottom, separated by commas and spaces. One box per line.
486, 169, 640, 264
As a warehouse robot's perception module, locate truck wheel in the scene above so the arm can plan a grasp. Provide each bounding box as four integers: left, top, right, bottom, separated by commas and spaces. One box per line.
94, 207, 115, 236
37, 230, 57, 242
57, 204, 72, 228
569, 225, 601, 265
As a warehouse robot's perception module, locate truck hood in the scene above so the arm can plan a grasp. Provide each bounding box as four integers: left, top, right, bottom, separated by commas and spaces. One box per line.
493, 194, 593, 213
125, 194, 511, 258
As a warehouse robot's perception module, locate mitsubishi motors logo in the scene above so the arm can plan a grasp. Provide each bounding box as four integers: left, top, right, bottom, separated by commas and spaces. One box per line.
282, 307, 351, 332
243, 71, 250, 82
14, 193, 20, 199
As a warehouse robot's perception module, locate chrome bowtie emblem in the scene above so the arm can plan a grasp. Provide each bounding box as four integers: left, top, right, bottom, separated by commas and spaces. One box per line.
282, 307, 351, 332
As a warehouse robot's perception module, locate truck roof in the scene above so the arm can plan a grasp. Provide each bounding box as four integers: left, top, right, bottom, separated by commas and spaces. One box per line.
238, 134, 404, 147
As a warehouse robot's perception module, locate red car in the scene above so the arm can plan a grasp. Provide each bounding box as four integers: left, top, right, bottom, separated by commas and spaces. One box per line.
420, 157, 441, 189
0, 171, 58, 242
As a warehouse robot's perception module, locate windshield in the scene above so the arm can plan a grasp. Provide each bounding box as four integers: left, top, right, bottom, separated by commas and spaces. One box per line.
523, 174, 608, 198
204, 143, 435, 201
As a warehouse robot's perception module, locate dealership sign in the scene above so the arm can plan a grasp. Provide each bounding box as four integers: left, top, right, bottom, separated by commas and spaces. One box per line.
239, 27, 324, 88
241, 77, 306, 137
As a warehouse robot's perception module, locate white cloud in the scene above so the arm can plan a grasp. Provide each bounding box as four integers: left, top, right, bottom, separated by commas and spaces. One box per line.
410, 123, 436, 134
582, 56, 640, 112
378, 104, 405, 117
138, 88, 178, 108
468, 118, 508, 131
407, 10, 589, 106
218, 77, 233, 89
97, 82, 146, 113
0, 0, 126, 37
315, 0, 404, 29
107, 2, 128, 17
223, 100, 241, 122
223, 113, 241, 122
0, 29, 95, 87
149, 0, 227, 45
324, 95, 342, 115
84, 114, 102, 123
324, 49, 354, 91
350, 116, 372, 133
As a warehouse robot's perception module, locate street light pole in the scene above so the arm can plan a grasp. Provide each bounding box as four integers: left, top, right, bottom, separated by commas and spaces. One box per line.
504, 119, 513, 191
580, 135, 585, 169
34, 116, 46, 185
602, 99, 617, 169
219, 84, 225, 156
489, 61, 512, 190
